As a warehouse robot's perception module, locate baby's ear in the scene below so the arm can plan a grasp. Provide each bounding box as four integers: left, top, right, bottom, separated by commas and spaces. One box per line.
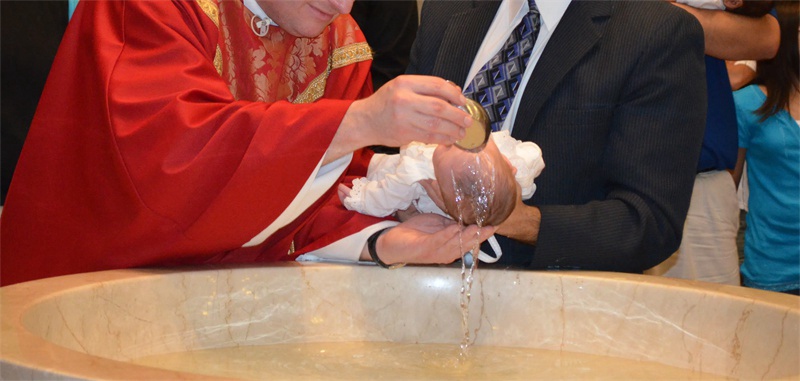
419, 179, 447, 212
724, 0, 743, 9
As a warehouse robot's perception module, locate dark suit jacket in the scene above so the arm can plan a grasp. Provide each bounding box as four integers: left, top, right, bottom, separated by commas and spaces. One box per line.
408, 0, 707, 272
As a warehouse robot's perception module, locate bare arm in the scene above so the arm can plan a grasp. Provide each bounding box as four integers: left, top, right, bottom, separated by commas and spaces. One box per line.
671, 3, 779, 60
732, 148, 747, 189
726, 61, 757, 91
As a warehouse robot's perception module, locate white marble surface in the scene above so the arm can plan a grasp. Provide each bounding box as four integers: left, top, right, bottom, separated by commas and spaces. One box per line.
1, 262, 798, 380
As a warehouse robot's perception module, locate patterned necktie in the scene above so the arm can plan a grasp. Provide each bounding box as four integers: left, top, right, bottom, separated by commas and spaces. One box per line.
464, 0, 541, 132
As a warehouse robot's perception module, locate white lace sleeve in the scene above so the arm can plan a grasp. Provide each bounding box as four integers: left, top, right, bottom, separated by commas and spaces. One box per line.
343, 142, 438, 217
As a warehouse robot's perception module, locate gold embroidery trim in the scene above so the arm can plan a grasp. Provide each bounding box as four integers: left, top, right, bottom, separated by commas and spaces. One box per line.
213, 46, 223, 76
195, 0, 223, 76
195, 0, 219, 26
294, 69, 330, 104
288, 240, 296, 256
332, 42, 373, 69
293, 42, 372, 104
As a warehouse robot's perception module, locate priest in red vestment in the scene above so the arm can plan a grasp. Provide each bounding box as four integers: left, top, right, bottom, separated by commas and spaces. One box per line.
0, 0, 494, 286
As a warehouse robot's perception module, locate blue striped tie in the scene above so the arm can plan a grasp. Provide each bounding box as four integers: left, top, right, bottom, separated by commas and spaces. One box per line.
464, 0, 541, 132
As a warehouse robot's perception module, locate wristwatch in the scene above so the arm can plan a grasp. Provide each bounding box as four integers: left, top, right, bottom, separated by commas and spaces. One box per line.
367, 228, 406, 269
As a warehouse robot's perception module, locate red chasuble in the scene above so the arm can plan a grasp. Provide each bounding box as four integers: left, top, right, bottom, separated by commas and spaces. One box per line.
0, 0, 386, 286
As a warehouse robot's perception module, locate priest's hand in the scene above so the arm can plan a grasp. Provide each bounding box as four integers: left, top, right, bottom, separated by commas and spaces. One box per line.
360, 213, 496, 266
332, 75, 473, 163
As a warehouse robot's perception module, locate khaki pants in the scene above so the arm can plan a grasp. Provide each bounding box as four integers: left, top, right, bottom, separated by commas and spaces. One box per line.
646, 170, 741, 285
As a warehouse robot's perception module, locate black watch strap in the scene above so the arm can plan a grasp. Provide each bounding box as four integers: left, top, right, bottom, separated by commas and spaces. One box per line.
367, 228, 405, 269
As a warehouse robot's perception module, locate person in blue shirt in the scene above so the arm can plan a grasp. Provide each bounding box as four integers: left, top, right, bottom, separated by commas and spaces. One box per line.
647, 2, 779, 285
732, 0, 799, 295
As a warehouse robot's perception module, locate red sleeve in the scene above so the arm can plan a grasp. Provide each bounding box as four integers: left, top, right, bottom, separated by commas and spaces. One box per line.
291, 190, 393, 256
0, 1, 377, 285
108, 1, 357, 244
345, 149, 376, 179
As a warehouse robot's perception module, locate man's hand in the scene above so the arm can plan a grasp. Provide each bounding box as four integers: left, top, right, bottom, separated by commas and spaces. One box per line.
333, 76, 473, 160
495, 183, 541, 245
354, 75, 472, 147
361, 213, 496, 265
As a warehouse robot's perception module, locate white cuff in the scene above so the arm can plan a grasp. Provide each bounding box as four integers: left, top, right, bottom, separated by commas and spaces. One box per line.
298, 220, 399, 262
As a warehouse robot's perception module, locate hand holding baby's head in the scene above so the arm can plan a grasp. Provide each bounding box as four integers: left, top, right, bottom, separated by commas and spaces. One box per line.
432, 137, 518, 227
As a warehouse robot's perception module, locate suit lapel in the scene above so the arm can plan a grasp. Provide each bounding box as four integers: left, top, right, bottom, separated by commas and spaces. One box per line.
432, 1, 501, 86
512, 1, 613, 139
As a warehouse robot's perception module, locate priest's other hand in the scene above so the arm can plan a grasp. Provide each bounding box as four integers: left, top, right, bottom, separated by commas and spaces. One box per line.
361, 213, 496, 266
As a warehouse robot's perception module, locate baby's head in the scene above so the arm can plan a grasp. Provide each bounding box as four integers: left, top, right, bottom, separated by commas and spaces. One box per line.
724, 0, 774, 17
432, 137, 518, 226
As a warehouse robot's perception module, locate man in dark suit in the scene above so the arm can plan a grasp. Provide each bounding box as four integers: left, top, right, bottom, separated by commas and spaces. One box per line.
408, 0, 707, 273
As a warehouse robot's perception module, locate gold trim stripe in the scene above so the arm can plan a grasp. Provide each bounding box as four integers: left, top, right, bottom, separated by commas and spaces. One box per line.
195, 0, 223, 76
213, 46, 223, 76
293, 70, 330, 104
195, 0, 219, 26
294, 42, 373, 104
332, 42, 372, 69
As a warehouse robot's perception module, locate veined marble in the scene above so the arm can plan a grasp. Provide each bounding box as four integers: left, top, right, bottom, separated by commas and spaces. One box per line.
1, 263, 797, 380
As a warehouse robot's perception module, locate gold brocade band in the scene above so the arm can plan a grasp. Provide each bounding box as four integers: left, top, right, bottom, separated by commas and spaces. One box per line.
332, 42, 372, 69
294, 42, 372, 104
195, 0, 224, 75
195, 0, 219, 26
293, 70, 330, 104
195, 0, 372, 99
213, 45, 223, 76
